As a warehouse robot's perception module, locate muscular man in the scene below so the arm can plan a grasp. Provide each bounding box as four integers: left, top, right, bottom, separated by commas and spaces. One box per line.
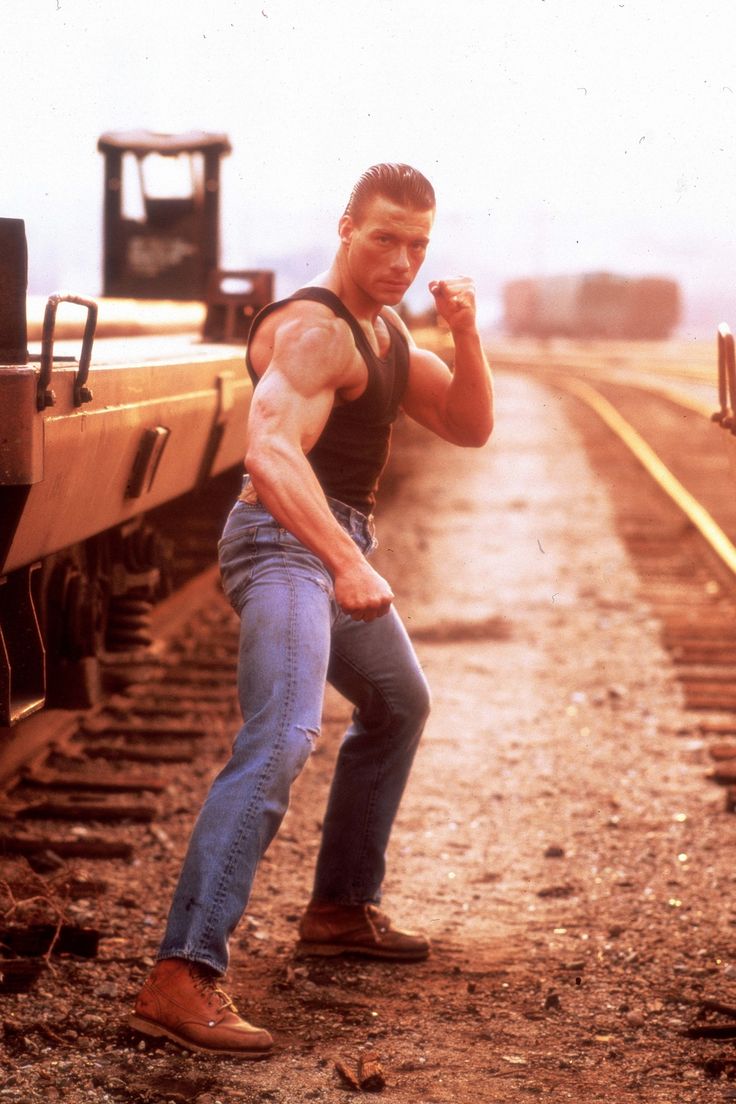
129, 164, 493, 1058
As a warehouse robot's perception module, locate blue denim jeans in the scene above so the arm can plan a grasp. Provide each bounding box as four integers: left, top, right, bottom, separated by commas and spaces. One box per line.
157, 482, 431, 974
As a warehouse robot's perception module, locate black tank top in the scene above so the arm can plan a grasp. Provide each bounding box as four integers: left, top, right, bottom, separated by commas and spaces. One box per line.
245, 287, 410, 515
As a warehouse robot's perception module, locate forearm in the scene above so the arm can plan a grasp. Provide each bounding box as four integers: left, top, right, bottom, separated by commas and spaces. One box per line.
445, 327, 494, 446
246, 440, 363, 577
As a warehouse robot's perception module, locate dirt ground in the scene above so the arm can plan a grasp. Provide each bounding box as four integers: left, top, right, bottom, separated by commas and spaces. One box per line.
5, 369, 736, 1102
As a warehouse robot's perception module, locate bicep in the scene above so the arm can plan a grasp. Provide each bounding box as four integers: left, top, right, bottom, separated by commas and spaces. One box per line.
247, 315, 353, 454
401, 347, 456, 440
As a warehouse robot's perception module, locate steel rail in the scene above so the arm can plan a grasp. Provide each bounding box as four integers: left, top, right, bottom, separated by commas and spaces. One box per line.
492, 353, 715, 417
560, 376, 736, 578
490, 353, 715, 384
483, 346, 719, 386
543, 364, 714, 418
619, 382, 712, 418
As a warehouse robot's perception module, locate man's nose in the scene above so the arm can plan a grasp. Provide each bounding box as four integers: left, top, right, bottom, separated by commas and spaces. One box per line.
391, 247, 411, 271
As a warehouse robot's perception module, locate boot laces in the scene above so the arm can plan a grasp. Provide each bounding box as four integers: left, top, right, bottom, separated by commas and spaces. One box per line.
366, 904, 390, 932
189, 965, 237, 1012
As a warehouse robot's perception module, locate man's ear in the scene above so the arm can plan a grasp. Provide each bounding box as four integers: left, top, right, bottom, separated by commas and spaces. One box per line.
338, 214, 354, 246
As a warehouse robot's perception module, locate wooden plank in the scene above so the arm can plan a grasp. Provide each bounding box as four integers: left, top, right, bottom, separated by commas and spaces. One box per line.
21, 769, 166, 794
0, 834, 134, 859
83, 742, 194, 763
15, 795, 157, 822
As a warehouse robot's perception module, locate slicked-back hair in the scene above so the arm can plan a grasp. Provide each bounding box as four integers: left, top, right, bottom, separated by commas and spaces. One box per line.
343, 163, 436, 223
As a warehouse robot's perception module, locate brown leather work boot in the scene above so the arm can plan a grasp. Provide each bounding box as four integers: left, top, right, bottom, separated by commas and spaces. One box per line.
128, 958, 273, 1058
296, 901, 430, 961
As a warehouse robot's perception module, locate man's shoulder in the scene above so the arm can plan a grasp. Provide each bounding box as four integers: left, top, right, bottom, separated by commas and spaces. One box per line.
248, 292, 359, 385
254, 293, 352, 346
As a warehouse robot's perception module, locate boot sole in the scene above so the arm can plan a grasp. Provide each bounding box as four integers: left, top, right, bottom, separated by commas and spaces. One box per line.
128, 1013, 273, 1059
295, 940, 430, 962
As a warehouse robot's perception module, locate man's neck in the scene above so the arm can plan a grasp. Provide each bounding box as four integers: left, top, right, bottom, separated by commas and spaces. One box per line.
312, 256, 383, 325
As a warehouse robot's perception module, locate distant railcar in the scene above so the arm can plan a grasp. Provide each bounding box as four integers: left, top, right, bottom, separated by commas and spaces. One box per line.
503, 273, 681, 340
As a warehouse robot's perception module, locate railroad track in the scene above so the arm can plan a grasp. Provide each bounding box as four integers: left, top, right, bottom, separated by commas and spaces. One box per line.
488, 335, 736, 810
420, 324, 736, 798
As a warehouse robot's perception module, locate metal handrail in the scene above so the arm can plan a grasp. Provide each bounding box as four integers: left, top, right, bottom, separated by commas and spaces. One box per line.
37, 293, 98, 410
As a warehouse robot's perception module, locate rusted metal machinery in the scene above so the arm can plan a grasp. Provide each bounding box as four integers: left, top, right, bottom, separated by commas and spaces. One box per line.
503, 273, 681, 340
98, 129, 274, 339
202, 268, 275, 343
98, 130, 232, 301
0, 218, 253, 729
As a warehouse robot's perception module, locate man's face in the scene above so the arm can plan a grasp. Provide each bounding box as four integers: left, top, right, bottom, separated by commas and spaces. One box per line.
339, 195, 434, 306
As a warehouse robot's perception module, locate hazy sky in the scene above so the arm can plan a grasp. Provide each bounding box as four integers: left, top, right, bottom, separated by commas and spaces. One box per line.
3, 0, 735, 329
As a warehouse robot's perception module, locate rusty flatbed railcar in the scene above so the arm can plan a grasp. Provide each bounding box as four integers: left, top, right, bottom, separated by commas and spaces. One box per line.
1, 219, 253, 728
2, 338, 250, 575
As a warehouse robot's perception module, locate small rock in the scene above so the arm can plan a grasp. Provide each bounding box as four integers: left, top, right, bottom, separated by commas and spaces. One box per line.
279, 965, 297, 989
358, 1052, 386, 1092
94, 983, 119, 999
544, 845, 565, 859
79, 1013, 104, 1029
537, 884, 575, 899
703, 1058, 727, 1080
625, 1010, 645, 1029
148, 825, 173, 850
27, 850, 65, 874
334, 1060, 360, 1090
